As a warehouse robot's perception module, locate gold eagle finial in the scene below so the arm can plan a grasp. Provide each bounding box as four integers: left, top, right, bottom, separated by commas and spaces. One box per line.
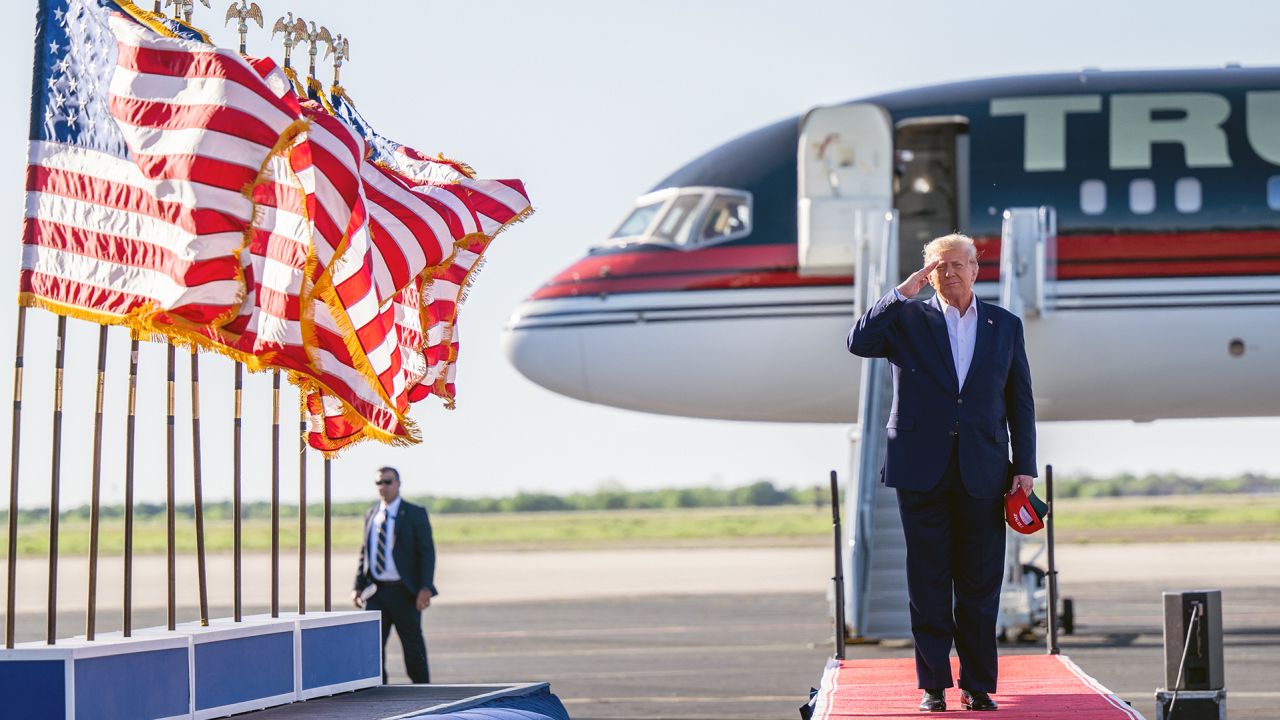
325, 34, 351, 87
224, 1, 263, 55
270, 12, 307, 70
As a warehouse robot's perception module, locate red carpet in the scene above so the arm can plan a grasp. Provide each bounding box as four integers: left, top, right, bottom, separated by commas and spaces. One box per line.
812, 655, 1146, 719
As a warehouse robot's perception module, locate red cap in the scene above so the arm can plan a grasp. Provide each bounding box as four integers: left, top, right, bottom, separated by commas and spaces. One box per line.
1005, 486, 1048, 534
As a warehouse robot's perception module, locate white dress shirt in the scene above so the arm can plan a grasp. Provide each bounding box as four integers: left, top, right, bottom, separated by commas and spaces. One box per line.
368, 496, 402, 581
938, 295, 978, 390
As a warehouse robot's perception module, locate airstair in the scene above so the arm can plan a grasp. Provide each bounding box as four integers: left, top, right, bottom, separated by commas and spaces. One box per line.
799, 101, 1064, 642
845, 210, 910, 641
843, 206, 1059, 641
995, 206, 1060, 640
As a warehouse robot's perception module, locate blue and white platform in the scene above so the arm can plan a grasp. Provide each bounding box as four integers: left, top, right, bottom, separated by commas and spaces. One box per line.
238, 682, 571, 719
0, 610, 383, 719
0, 632, 193, 719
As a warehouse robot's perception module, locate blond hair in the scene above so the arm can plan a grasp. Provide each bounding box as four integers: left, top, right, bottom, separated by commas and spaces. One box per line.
923, 233, 977, 264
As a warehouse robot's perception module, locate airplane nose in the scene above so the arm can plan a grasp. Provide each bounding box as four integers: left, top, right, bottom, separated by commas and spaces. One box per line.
501, 299, 592, 403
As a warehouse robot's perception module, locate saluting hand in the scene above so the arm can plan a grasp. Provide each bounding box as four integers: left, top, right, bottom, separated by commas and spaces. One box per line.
896, 260, 939, 299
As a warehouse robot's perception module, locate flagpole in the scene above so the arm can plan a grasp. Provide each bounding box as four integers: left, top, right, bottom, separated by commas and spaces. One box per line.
190, 350, 209, 626
233, 361, 243, 622
298, 409, 306, 615
46, 315, 67, 645
226, 1, 253, 622
123, 337, 138, 636
5, 306, 26, 649
324, 457, 332, 612
85, 325, 108, 640
166, 343, 176, 631
271, 369, 280, 618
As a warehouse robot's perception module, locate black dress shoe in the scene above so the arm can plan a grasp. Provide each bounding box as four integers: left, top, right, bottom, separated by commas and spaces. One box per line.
962, 690, 998, 710
918, 689, 946, 712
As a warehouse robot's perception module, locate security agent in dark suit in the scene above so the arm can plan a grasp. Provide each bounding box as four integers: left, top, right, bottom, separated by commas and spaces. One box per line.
353, 466, 438, 684
848, 234, 1036, 713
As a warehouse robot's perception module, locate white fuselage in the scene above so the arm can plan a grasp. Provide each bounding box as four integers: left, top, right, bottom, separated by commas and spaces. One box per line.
503, 276, 1280, 423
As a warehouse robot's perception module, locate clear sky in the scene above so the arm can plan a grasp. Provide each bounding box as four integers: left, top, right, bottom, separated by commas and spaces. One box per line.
0, 0, 1277, 510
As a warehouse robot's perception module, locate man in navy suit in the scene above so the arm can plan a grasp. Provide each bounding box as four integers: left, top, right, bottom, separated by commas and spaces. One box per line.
848, 233, 1037, 712
353, 466, 438, 683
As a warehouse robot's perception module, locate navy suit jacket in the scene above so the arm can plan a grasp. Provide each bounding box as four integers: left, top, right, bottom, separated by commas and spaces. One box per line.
847, 290, 1037, 499
354, 499, 438, 597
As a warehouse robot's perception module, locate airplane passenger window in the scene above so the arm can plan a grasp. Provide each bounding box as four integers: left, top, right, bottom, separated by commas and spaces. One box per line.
1129, 179, 1156, 215
699, 195, 751, 244
611, 201, 665, 238
1080, 180, 1106, 215
1175, 178, 1201, 214
652, 194, 704, 245
1268, 177, 1280, 210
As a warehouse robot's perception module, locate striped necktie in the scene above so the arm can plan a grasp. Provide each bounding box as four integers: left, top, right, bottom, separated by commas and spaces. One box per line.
373, 509, 390, 576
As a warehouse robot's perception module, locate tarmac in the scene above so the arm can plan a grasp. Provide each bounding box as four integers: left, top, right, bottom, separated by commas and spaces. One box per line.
2, 542, 1277, 719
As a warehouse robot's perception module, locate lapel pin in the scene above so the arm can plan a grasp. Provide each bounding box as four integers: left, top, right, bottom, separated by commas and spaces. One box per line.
987, 319, 993, 325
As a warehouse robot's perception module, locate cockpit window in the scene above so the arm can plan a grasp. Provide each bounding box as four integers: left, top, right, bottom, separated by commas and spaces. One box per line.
652, 194, 703, 245
699, 194, 751, 243
599, 187, 753, 250
611, 201, 664, 238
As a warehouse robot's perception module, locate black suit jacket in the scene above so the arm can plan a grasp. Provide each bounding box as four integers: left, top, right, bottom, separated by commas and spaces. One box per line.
354, 499, 438, 597
848, 290, 1037, 498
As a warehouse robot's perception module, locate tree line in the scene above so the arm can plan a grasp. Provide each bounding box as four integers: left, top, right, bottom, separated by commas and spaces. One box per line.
1051, 472, 1279, 498
3, 473, 1278, 522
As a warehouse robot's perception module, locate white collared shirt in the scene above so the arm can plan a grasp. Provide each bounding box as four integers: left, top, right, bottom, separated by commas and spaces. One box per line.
368, 496, 402, 581
938, 295, 978, 390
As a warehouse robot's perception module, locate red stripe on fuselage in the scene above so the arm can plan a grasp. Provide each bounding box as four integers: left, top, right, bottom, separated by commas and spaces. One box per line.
545, 243, 799, 283
534, 270, 843, 298
532, 230, 1280, 299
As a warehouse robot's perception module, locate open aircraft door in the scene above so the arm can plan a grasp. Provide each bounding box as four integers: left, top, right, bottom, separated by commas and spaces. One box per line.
797, 103, 894, 277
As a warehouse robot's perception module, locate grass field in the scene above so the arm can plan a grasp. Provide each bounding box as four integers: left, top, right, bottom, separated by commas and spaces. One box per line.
1, 506, 833, 557
1051, 493, 1280, 543
2, 493, 1277, 556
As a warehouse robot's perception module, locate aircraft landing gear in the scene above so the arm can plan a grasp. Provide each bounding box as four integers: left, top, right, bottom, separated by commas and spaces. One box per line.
1060, 597, 1075, 636
997, 533, 1074, 643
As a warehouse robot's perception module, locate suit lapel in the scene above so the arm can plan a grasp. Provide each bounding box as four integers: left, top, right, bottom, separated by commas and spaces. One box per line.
392, 501, 408, 554
924, 297, 959, 390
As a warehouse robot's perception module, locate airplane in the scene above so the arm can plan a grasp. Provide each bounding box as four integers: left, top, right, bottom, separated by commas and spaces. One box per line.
502, 66, 1280, 426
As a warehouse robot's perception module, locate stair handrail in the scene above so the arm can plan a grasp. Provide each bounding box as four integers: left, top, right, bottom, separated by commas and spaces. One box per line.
999, 206, 1057, 318
848, 210, 898, 636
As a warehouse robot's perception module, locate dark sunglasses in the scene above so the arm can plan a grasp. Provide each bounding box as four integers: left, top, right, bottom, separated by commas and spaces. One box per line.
374, 478, 396, 486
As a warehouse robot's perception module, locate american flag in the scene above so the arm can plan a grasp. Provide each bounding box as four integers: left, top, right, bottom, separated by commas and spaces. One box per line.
301, 91, 531, 450
21, 0, 265, 326
22, 0, 532, 452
